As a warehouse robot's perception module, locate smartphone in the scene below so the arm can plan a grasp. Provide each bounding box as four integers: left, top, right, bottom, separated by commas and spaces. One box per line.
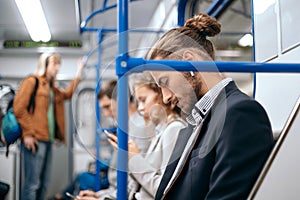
102, 128, 117, 135
65, 192, 76, 199
104, 129, 110, 136
104, 130, 118, 144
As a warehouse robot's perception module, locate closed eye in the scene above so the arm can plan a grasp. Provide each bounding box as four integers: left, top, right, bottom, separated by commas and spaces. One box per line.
158, 76, 168, 87
137, 97, 146, 103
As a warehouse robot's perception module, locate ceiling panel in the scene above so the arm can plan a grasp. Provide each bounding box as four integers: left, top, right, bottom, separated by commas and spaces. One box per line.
0, 0, 253, 61
0, 0, 254, 94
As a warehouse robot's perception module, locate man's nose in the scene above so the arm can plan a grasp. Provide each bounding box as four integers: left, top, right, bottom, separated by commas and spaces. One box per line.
161, 87, 173, 104
102, 109, 111, 117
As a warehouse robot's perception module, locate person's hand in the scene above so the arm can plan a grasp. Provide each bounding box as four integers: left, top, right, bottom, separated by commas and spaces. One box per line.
128, 139, 140, 159
75, 190, 100, 200
23, 135, 38, 153
107, 133, 118, 149
75, 57, 86, 78
107, 133, 140, 159
53, 139, 64, 147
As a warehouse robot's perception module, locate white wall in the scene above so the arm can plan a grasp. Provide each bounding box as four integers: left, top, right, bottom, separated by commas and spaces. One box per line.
253, 0, 300, 137
0, 54, 80, 80
251, 0, 300, 199
0, 146, 20, 200
250, 99, 300, 200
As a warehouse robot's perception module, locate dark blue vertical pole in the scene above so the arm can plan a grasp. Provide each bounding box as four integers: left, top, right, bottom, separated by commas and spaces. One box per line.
178, 0, 188, 26
250, 0, 255, 61
95, 29, 103, 191
250, 0, 256, 99
117, 0, 129, 200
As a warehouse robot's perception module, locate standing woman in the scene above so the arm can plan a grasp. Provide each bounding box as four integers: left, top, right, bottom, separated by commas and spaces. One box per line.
13, 52, 85, 200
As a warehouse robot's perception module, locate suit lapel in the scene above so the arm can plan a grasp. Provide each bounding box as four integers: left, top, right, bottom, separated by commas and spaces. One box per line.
156, 82, 237, 199
155, 125, 193, 200
163, 121, 204, 197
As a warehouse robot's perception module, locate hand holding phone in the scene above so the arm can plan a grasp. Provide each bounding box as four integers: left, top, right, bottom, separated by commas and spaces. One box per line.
104, 130, 117, 143
103, 129, 110, 136
104, 130, 118, 149
75, 190, 100, 199
66, 192, 77, 199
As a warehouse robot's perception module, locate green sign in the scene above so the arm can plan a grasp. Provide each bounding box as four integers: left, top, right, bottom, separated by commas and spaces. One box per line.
3, 40, 82, 48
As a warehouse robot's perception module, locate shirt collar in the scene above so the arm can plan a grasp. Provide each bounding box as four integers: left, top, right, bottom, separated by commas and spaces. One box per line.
186, 78, 232, 126
155, 122, 165, 136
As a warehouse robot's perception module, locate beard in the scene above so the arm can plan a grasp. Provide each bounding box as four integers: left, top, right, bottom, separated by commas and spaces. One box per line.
180, 72, 202, 115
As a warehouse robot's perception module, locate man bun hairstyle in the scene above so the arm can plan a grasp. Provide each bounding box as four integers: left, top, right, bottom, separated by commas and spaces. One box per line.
184, 13, 221, 37
147, 13, 221, 60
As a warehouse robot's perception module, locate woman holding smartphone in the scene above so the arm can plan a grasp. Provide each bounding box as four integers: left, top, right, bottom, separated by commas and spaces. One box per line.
77, 71, 186, 200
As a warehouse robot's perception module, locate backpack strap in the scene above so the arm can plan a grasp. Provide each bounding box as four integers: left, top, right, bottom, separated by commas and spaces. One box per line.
27, 76, 39, 114
5, 87, 15, 113
5, 144, 9, 157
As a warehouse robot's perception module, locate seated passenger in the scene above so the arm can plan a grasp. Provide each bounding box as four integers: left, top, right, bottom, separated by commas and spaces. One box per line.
50, 161, 109, 200
87, 79, 152, 200
51, 80, 141, 200
147, 13, 274, 199
76, 71, 186, 200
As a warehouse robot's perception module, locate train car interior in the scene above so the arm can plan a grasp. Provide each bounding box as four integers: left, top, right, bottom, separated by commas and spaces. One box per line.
0, 0, 300, 199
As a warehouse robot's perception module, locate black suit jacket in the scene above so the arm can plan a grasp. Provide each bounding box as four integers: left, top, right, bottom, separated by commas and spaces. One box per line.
155, 82, 274, 200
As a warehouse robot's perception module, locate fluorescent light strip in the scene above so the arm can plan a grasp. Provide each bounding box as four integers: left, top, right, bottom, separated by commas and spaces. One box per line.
15, 0, 51, 42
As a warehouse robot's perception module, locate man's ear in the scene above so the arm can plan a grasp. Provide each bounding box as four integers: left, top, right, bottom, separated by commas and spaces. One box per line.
182, 50, 197, 61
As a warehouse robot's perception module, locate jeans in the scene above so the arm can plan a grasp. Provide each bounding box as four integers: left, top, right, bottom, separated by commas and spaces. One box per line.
21, 141, 52, 200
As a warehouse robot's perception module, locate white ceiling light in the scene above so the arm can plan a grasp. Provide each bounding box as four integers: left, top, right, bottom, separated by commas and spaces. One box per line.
15, 0, 51, 42
238, 33, 253, 47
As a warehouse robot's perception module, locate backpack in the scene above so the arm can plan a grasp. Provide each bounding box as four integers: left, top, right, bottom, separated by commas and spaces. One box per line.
0, 84, 14, 146
1, 76, 39, 157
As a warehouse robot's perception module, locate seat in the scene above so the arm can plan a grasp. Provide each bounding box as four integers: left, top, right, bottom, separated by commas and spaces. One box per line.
248, 96, 300, 200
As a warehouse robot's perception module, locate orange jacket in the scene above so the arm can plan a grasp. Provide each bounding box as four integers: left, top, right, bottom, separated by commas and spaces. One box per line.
13, 75, 80, 143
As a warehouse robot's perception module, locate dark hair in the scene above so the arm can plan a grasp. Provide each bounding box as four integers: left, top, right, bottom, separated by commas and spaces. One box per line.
97, 80, 117, 100
146, 13, 221, 60
97, 80, 134, 103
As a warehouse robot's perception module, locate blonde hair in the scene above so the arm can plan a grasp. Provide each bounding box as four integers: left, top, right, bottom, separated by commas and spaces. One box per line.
130, 72, 181, 125
35, 52, 61, 76
146, 13, 221, 60
130, 71, 161, 97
